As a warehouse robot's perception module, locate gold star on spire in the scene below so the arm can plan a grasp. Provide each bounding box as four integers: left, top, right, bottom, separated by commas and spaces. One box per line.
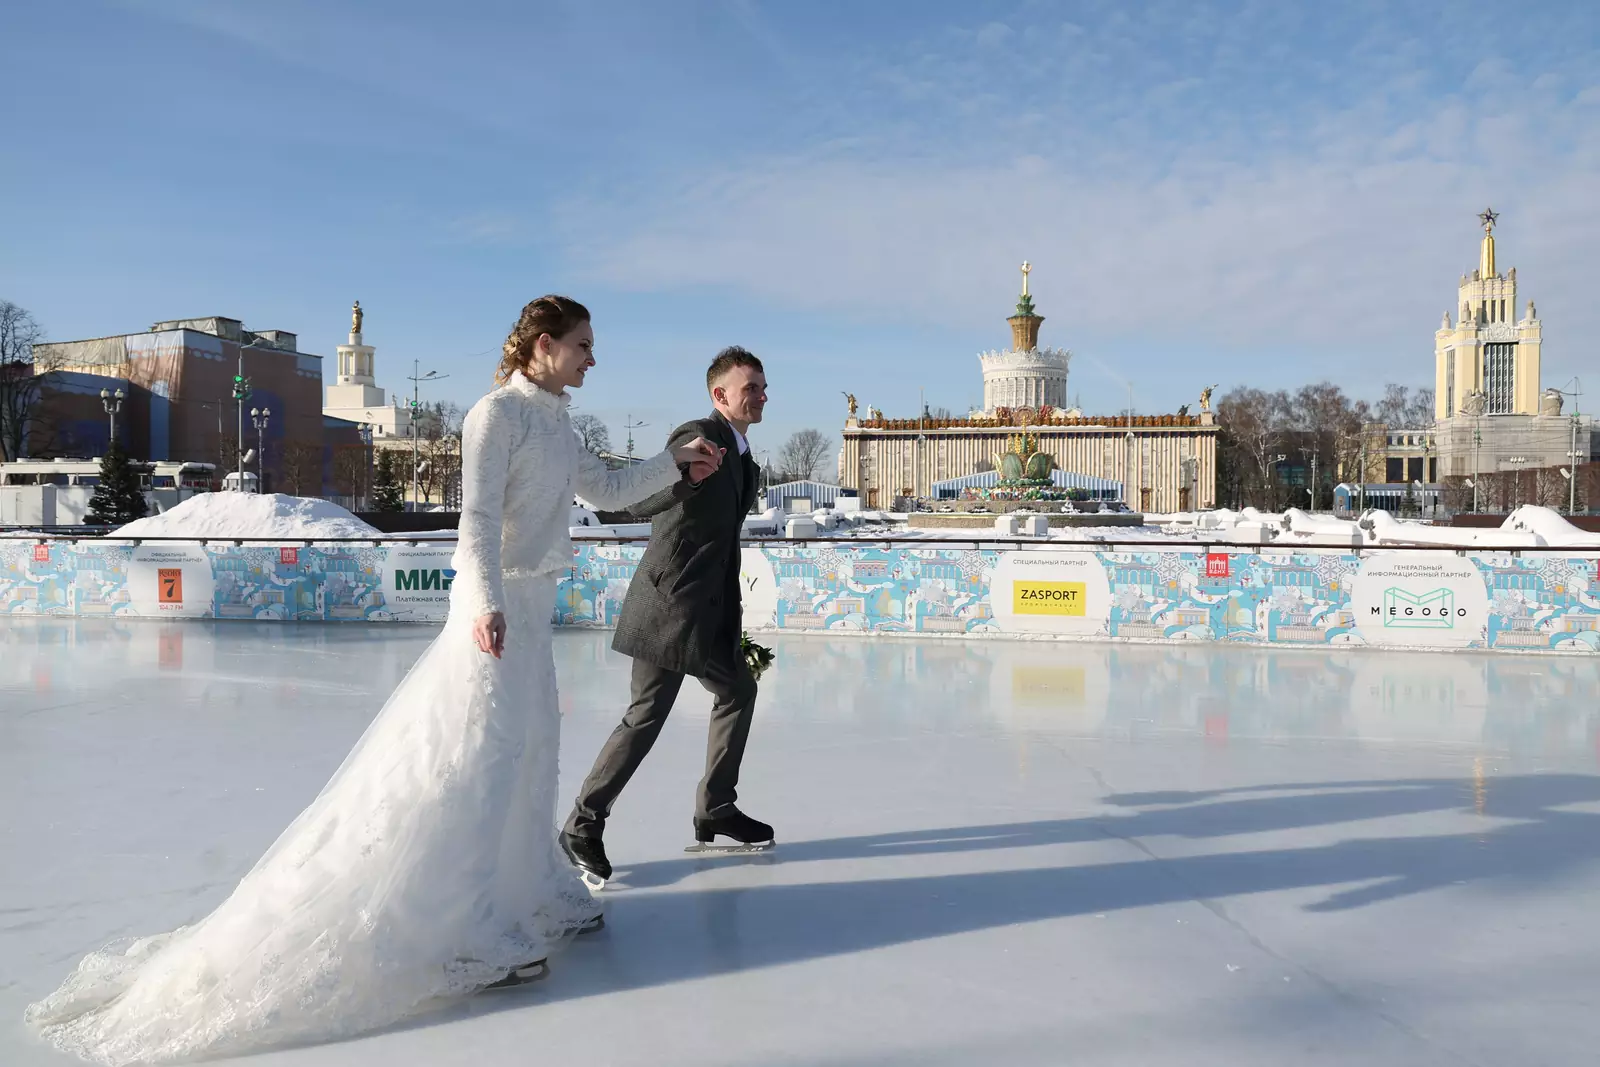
1478, 207, 1499, 234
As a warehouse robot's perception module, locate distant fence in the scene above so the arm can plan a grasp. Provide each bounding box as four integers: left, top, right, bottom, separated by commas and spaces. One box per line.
3, 534, 1600, 655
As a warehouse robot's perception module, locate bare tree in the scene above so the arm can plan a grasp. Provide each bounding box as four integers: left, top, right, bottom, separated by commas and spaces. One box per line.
279, 441, 323, 496
1216, 388, 1290, 509
332, 445, 370, 502
1288, 382, 1365, 509
1372, 383, 1436, 428
418, 433, 461, 504
570, 413, 611, 455
774, 429, 831, 483
1406, 387, 1435, 427
0, 301, 49, 461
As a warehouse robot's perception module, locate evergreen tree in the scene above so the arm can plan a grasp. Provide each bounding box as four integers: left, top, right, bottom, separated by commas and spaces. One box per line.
372, 449, 405, 513
86, 441, 149, 526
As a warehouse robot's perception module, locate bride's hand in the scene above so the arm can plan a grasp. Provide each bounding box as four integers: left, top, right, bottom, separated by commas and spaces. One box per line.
673, 436, 724, 484
473, 612, 506, 658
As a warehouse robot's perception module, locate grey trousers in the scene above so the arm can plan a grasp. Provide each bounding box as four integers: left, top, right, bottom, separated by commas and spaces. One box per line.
565, 646, 759, 838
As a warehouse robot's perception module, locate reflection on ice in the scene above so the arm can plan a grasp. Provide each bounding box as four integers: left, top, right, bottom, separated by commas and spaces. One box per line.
3, 619, 1598, 761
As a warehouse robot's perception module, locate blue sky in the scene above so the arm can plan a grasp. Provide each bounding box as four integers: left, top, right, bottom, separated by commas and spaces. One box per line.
3, 0, 1598, 459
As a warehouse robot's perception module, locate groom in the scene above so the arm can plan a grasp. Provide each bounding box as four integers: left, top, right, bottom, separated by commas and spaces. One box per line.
561, 346, 772, 885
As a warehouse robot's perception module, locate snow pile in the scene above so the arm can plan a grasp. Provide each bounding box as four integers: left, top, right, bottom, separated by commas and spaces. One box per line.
1276, 509, 1364, 545
115, 493, 380, 539
1357, 509, 1542, 548
1500, 505, 1600, 547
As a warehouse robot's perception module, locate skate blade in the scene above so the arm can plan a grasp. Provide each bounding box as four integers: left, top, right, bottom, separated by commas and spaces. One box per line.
580, 871, 608, 891
684, 839, 776, 855
482, 960, 549, 990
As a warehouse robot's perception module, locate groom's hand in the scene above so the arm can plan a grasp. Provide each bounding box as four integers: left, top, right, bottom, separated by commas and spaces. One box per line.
673, 437, 723, 484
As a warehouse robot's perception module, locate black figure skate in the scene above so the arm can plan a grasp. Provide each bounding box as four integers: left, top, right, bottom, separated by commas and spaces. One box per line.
685, 809, 776, 855
482, 958, 548, 990
560, 831, 613, 891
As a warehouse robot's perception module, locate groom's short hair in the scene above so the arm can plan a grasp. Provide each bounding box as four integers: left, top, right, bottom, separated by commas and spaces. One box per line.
706, 346, 763, 392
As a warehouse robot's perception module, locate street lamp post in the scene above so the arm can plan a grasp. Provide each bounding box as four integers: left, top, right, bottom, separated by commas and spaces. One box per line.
1456, 408, 1482, 513
1124, 430, 1135, 507
356, 422, 374, 509
1424, 438, 1434, 519
250, 407, 270, 493
99, 388, 124, 447
1570, 414, 1583, 515
231, 348, 251, 492
1298, 446, 1319, 511
406, 361, 449, 512
624, 414, 648, 460
1507, 455, 1528, 510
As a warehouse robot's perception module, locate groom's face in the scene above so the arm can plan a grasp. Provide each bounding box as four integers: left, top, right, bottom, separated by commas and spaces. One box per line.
712, 365, 767, 426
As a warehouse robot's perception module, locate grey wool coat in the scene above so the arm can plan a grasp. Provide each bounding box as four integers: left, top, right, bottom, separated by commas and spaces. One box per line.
611, 412, 761, 678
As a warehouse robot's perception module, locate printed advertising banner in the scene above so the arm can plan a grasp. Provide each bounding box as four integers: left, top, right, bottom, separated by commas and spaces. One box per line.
3, 539, 1599, 657
126, 545, 215, 618
739, 546, 779, 628
1349, 553, 1490, 649
990, 550, 1112, 636
380, 546, 457, 622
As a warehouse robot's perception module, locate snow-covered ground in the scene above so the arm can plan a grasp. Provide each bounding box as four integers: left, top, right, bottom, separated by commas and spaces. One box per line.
5, 619, 1600, 1066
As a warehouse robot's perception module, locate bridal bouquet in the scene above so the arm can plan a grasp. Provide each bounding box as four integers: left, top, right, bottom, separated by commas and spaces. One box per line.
741, 632, 775, 681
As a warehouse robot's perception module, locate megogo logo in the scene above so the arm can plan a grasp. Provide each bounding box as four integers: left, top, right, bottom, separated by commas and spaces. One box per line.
1013, 580, 1087, 616
395, 568, 456, 592
1375, 586, 1465, 629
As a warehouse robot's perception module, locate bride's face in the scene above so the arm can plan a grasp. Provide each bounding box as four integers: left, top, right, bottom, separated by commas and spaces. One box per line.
534, 322, 596, 390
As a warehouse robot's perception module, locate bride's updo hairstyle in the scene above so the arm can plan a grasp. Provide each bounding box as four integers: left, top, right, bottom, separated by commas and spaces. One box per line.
495, 295, 591, 385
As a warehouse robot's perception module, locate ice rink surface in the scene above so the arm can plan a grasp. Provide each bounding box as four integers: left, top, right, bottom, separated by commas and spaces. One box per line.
4, 617, 1600, 1066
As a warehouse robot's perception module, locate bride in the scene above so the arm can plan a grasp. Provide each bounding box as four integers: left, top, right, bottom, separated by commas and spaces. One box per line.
26, 296, 722, 1065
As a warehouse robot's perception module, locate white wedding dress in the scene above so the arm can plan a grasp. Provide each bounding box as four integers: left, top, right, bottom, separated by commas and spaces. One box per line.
26, 375, 683, 1065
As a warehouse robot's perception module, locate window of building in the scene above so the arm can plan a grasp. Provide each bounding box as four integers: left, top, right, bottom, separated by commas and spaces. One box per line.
1484, 343, 1517, 414
1386, 457, 1404, 482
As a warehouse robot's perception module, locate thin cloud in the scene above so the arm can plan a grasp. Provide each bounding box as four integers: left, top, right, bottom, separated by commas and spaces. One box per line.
559, 35, 1600, 397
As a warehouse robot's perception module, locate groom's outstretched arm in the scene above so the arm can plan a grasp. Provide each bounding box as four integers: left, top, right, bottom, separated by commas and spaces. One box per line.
628, 418, 714, 518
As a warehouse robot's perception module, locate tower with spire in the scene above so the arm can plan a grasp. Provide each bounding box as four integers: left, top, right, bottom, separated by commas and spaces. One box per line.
979, 262, 1071, 414
1434, 209, 1543, 418
323, 300, 412, 438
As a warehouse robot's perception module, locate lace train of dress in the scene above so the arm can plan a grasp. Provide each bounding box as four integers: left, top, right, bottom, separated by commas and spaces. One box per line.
26, 576, 597, 1066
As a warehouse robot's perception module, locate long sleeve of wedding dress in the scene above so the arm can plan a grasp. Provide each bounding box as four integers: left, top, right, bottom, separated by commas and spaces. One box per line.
454, 392, 515, 616
24, 375, 682, 1066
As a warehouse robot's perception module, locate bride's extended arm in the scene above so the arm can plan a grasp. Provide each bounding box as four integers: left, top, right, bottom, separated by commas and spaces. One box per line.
456, 396, 514, 622
573, 433, 695, 512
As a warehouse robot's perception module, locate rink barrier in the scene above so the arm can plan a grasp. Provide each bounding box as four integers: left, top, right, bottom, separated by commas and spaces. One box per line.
2, 534, 1599, 654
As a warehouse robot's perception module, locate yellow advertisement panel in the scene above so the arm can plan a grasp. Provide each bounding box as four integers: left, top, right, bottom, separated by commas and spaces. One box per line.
1013, 580, 1087, 616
